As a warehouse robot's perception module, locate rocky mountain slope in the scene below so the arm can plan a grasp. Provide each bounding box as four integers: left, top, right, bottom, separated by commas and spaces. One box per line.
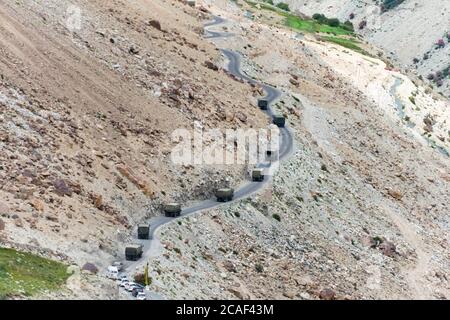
0, 0, 267, 296
279, 0, 450, 98
145, 0, 449, 300
0, 0, 448, 300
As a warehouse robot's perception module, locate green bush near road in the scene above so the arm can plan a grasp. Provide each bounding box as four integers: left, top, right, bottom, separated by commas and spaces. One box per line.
275, 2, 290, 11
0, 247, 70, 299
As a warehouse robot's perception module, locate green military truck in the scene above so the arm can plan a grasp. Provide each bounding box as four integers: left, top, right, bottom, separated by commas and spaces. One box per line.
137, 224, 150, 240
272, 114, 286, 127
215, 188, 234, 202
258, 99, 268, 110
164, 203, 182, 217
251, 168, 265, 182
125, 244, 143, 261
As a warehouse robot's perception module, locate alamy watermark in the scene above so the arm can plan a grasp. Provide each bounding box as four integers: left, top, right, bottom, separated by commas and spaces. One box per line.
170, 125, 282, 175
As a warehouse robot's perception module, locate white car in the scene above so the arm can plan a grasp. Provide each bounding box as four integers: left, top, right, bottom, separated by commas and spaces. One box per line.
107, 266, 119, 280
117, 275, 127, 283
119, 278, 129, 287
113, 262, 123, 272
136, 292, 147, 300
124, 281, 136, 292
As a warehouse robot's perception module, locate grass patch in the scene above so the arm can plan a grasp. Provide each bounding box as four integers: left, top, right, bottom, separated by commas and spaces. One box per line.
245, 1, 354, 36
244, 1, 373, 56
320, 36, 371, 56
0, 247, 70, 299
285, 14, 354, 36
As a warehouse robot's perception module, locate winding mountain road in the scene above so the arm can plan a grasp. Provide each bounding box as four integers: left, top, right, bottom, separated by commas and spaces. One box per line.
122, 15, 294, 276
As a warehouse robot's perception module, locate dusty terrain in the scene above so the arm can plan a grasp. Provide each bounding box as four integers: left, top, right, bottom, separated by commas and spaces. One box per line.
0, 0, 448, 300
0, 0, 266, 297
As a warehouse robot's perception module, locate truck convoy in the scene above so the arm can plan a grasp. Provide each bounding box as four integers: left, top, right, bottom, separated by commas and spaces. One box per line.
125, 244, 143, 261
251, 168, 265, 182
164, 203, 182, 217
258, 99, 268, 110
215, 188, 234, 202
272, 114, 286, 127
137, 224, 150, 240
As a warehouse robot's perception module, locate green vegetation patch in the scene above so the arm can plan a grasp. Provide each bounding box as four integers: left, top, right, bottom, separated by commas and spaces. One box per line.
320, 36, 371, 56
285, 14, 354, 36
244, 2, 372, 56
0, 247, 70, 299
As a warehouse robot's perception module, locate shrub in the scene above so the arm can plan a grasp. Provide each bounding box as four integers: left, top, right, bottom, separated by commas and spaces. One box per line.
135, 272, 152, 286
255, 263, 264, 273
134, 273, 145, 285
443, 67, 450, 77
359, 20, 367, 30
349, 13, 355, 20
326, 18, 340, 27
343, 20, 354, 32
272, 213, 281, 222
313, 13, 326, 22
263, 0, 274, 4
437, 39, 445, 48
276, 2, 290, 11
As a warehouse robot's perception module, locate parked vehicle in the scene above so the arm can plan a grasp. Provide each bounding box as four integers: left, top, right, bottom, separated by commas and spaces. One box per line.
125, 244, 143, 261
132, 286, 144, 297
125, 281, 136, 292
112, 261, 123, 271
106, 266, 119, 280
119, 278, 129, 287
117, 275, 127, 283
164, 203, 182, 217
137, 292, 147, 300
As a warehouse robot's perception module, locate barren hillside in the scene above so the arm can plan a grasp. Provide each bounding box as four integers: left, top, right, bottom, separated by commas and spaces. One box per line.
279, 0, 450, 97
0, 0, 448, 300
146, 0, 449, 300
0, 0, 267, 295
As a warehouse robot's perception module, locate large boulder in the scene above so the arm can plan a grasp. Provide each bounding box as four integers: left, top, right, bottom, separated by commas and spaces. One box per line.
53, 179, 73, 197
81, 262, 99, 274
148, 19, 162, 31
319, 288, 336, 300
